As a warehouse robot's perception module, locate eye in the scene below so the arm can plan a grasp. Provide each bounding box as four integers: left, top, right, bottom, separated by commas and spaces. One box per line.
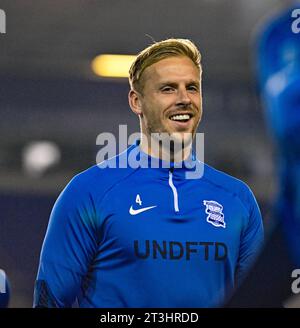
187, 85, 199, 92
161, 86, 175, 93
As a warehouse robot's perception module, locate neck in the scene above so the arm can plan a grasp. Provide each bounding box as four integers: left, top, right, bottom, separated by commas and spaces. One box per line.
139, 133, 192, 163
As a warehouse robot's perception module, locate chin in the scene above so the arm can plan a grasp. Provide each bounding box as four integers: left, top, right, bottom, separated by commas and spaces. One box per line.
169, 131, 193, 148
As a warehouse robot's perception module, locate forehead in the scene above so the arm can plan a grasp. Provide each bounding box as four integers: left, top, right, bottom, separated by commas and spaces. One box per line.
143, 56, 201, 84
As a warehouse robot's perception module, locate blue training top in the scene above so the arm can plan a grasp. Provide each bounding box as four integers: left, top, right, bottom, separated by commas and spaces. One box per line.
34, 143, 264, 308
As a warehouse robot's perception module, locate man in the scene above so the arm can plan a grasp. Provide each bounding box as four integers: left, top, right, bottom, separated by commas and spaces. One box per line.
34, 39, 264, 308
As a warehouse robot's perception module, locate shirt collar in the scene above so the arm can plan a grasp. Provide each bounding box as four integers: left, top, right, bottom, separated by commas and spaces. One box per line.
127, 139, 201, 178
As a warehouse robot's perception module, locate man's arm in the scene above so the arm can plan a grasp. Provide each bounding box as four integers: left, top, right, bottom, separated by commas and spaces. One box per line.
235, 187, 264, 286
33, 175, 99, 307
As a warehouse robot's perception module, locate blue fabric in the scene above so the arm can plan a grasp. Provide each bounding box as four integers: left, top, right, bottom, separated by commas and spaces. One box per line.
256, 4, 300, 88
263, 64, 300, 157
254, 1, 300, 285
34, 143, 264, 308
0, 271, 10, 308
275, 159, 300, 268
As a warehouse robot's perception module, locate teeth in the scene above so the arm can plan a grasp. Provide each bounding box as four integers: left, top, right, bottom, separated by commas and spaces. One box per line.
170, 114, 190, 121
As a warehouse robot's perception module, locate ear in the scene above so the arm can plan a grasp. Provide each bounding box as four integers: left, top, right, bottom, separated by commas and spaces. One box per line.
128, 89, 142, 116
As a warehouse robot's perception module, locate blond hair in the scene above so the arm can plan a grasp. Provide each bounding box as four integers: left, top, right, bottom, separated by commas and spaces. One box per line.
129, 38, 201, 93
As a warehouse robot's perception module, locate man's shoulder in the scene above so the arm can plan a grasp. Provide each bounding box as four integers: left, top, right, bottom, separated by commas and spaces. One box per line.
65, 150, 135, 195
201, 163, 259, 216
202, 162, 254, 198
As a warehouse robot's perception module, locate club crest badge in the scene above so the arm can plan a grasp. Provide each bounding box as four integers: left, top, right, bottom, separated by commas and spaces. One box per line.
203, 200, 226, 228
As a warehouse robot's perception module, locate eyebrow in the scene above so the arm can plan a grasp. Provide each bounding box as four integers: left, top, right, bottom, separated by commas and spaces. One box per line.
158, 81, 200, 88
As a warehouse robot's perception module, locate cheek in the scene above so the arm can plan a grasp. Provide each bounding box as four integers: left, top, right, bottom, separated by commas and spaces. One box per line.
142, 105, 164, 128
143, 100, 166, 120
195, 97, 202, 113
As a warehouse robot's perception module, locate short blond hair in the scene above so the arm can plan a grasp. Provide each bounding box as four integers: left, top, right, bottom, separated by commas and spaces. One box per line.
129, 38, 201, 93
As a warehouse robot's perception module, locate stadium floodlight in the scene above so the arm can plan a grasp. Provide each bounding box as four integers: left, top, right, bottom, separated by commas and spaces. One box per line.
91, 54, 136, 78
22, 141, 61, 178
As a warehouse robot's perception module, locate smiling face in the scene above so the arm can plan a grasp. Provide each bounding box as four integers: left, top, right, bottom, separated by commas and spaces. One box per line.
129, 56, 202, 148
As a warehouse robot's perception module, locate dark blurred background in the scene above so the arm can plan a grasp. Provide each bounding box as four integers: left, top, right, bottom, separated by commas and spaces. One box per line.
0, 0, 285, 307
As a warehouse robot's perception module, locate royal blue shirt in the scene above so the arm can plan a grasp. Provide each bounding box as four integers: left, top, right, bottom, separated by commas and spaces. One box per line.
34, 143, 264, 307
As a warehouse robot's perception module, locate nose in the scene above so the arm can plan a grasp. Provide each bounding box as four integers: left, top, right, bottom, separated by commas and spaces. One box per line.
176, 88, 191, 107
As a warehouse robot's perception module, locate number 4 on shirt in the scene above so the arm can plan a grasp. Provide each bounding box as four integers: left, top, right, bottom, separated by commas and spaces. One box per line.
136, 194, 142, 206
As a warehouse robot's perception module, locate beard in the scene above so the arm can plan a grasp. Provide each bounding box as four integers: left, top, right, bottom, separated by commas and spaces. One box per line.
142, 130, 193, 163
140, 108, 200, 161
145, 116, 196, 144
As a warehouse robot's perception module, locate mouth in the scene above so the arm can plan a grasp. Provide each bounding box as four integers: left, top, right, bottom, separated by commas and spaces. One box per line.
169, 113, 193, 123
168, 113, 194, 130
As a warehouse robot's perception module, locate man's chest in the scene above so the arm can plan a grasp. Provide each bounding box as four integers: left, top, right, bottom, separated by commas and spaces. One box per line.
97, 180, 245, 263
